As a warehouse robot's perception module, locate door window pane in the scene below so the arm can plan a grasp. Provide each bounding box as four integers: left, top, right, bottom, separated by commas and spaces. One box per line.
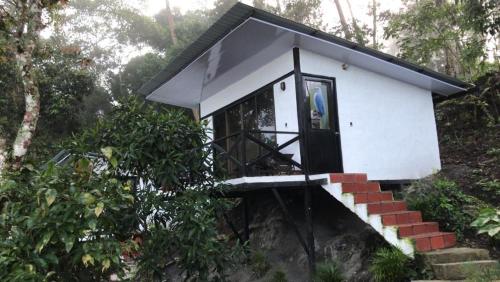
305, 80, 330, 129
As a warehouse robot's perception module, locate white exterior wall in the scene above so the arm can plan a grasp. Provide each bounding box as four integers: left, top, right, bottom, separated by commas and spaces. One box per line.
300, 50, 441, 180
273, 74, 300, 164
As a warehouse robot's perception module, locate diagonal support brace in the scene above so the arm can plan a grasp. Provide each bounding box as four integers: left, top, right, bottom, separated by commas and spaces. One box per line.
271, 188, 309, 256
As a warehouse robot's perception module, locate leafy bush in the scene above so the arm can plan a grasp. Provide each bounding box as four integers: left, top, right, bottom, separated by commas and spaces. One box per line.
404, 177, 485, 240
477, 179, 500, 199
270, 269, 288, 282
250, 250, 271, 278
314, 260, 344, 282
369, 248, 412, 282
0, 98, 242, 281
471, 208, 500, 239
0, 160, 135, 281
68, 98, 243, 280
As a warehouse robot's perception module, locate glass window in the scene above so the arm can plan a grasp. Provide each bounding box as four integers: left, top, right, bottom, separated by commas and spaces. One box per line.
212, 112, 227, 175
242, 98, 257, 130
226, 105, 242, 134
213, 112, 226, 142
210, 85, 277, 177
256, 88, 276, 144
242, 98, 259, 161
305, 80, 330, 129
226, 105, 242, 175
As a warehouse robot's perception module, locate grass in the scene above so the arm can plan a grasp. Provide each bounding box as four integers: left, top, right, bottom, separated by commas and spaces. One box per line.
313, 260, 344, 282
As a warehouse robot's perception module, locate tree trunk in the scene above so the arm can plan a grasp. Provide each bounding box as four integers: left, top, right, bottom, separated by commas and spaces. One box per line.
165, 0, 178, 46
0, 137, 7, 177
10, 0, 44, 169
333, 0, 352, 40
345, 0, 363, 44
372, 0, 377, 48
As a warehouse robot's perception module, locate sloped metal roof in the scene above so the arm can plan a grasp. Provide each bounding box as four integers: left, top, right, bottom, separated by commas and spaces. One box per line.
139, 2, 470, 102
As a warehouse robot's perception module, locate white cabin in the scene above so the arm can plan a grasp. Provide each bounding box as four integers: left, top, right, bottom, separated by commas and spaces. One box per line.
139, 3, 469, 183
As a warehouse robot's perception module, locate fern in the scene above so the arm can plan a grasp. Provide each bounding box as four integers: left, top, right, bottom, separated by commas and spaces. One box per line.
314, 260, 344, 282
369, 248, 411, 282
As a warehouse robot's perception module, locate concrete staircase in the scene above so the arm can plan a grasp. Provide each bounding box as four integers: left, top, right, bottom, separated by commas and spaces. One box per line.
320, 173, 457, 257
416, 247, 500, 281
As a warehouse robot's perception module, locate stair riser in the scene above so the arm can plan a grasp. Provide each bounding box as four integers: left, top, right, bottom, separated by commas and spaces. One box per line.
367, 201, 407, 214
342, 183, 380, 193
433, 260, 500, 280
423, 248, 491, 264
354, 192, 393, 203
414, 234, 456, 252
382, 212, 422, 225
398, 223, 439, 237
330, 173, 367, 183
324, 173, 458, 256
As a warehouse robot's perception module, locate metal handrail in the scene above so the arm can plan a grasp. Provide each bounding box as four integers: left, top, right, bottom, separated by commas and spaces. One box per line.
202, 130, 302, 178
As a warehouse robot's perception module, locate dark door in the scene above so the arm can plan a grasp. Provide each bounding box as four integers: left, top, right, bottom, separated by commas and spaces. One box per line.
302, 76, 342, 173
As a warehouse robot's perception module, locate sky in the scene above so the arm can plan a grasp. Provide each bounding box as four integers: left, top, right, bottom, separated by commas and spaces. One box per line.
139, 0, 404, 30
120, 0, 406, 66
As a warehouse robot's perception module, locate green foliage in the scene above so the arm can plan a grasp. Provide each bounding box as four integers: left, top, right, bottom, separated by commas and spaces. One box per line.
405, 177, 485, 240
384, 0, 498, 80
477, 179, 500, 201
314, 260, 344, 282
251, 0, 323, 28
0, 38, 109, 163
137, 190, 241, 281
270, 269, 288, 282
70, 97, 207, 190
436, 72, 499, 137
70, 97, 242, 280
153, 8, 210, 51
369, 247, 412, 282
0, 160, 135, 281
109, 53, 167, 99
250, 250, 271, 278
471, 208, 500, 239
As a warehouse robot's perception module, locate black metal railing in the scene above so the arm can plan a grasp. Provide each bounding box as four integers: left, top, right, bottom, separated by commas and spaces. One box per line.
202, 130, 302, 178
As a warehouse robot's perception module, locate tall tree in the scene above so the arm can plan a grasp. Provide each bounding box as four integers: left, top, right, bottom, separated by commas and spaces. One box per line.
165, 0, 178, 46
0, 37, 105, 165
385, 0, 498, 80
370, 0, 378, 48
333, 0, 352, 40
344, 0, 366, 44
0, 0, 66, 172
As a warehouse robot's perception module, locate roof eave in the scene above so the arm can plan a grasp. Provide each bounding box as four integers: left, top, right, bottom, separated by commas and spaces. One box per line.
139, 3, 472, 98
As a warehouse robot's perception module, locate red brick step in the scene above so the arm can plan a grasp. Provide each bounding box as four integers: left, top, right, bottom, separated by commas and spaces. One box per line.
327, 173, 458, 253
397, 222, 440, 237
367, 201, 407, 214
380, 210, 422, 225
330, 173, 367, 183
406, 232, 457, 252
353, 191, 393, 203
342, 182, 380, 193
